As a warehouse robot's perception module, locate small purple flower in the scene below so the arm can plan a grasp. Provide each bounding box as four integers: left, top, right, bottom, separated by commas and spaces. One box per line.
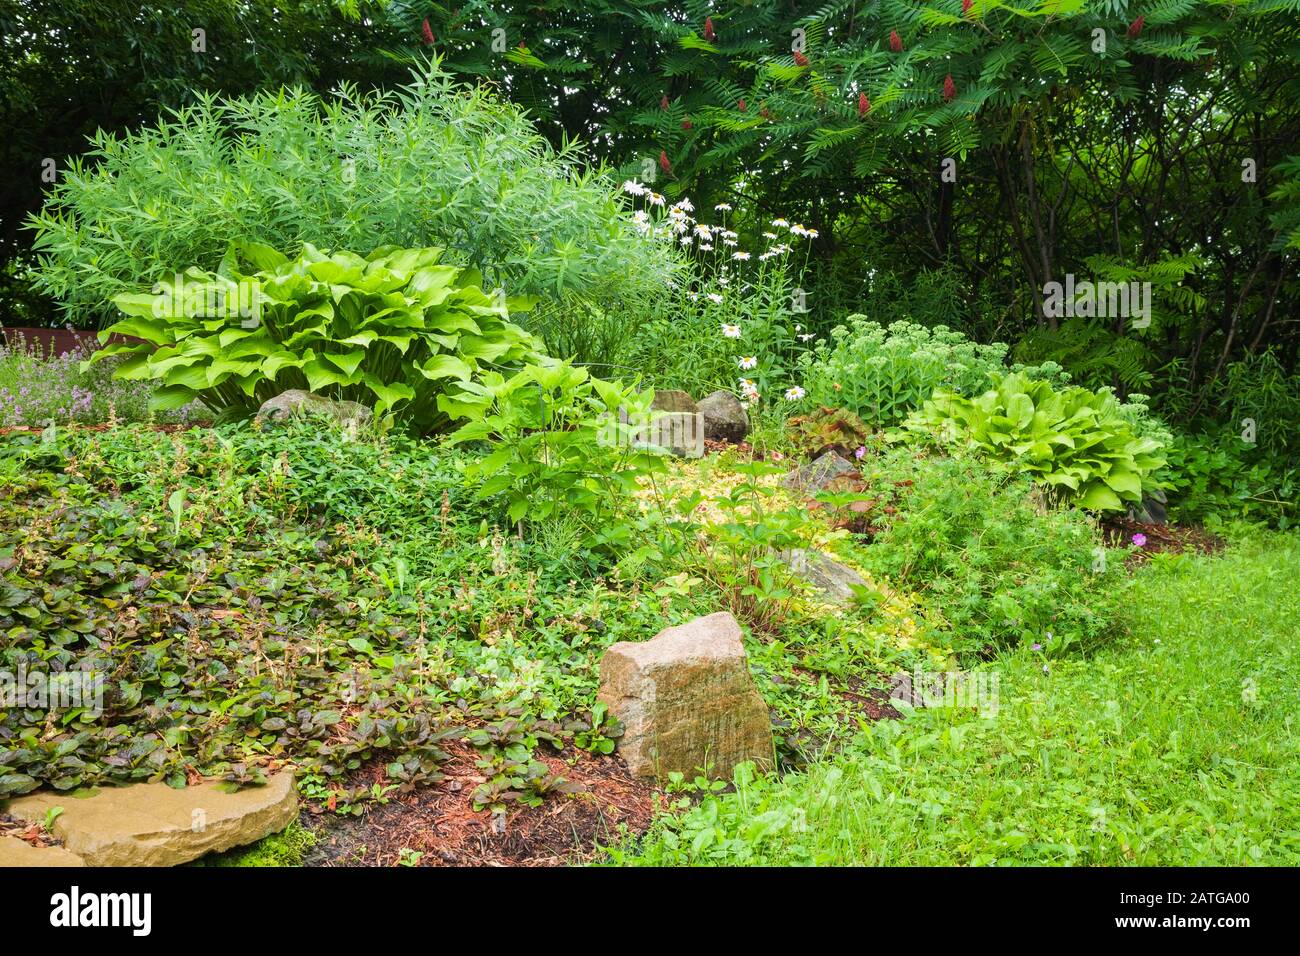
1131, 533, 1147, 547
854, 445, 866, 460
1031, 643, 1042, 651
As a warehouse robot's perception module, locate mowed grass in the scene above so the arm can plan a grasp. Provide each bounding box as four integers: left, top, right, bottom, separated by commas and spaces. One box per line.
616, 532, 1300, 865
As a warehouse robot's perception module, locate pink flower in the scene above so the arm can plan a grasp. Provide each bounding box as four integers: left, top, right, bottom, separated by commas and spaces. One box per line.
854, 446, 866, 460
1131, 533, 1147, 547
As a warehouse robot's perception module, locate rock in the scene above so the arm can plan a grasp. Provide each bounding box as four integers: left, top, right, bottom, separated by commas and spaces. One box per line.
651, 389, 698, 413
0, 835, 85, 867
697, 390, 749, 443
781, 451, 858, 493
779, 548, 869, 605
256, 389, 371, 429
1128, 487, 1168, 525
597, 612, 772, 781
6, 772, 298, 867
635, 411, 704, 458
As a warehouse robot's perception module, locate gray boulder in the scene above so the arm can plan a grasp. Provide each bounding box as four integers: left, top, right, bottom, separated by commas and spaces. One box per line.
779, 548, 870, 605
781, 451, 858, 493
698, 390, 750, 443
256, 389, 372, 429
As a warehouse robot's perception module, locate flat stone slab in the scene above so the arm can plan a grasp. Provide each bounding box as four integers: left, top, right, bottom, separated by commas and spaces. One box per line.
0, 834, 85, 867
598, 612, 772, 781
651, 389, 698, 413
7, 772, 297, 867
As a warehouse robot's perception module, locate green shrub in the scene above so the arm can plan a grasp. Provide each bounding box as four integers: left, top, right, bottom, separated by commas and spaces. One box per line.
1159, 428, 1298, 530
88, 242, 542, 432
796, 318, 1067, 428
27, 58, 675, 328
905, 371, 1166, 512
446, 361, 664, 534
859, 446, 1123, 656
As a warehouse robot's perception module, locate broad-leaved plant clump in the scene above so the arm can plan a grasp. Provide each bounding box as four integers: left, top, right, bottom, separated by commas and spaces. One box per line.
905, 372, 1167, 512
88, 242, 543, 432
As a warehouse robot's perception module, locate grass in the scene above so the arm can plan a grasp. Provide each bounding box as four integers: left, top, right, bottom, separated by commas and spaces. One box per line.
613, 530, 1300, 865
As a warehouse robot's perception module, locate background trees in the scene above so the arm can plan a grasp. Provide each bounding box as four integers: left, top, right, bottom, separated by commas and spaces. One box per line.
6, 0, 1300, 428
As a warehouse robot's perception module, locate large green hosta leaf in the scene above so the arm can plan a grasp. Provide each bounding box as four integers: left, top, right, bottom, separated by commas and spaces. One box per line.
907, 372, 1166, 511
88, 242, 544, 431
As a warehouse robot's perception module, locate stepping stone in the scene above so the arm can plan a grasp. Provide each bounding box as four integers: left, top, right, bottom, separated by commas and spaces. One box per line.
598, 612, 772, 782
6, 772, 297, 867
0, 835, 85, 867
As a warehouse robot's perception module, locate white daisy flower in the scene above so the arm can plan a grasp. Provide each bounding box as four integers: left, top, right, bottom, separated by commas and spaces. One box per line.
707, 292, 724, 304
739, 356, 758, 370
784, 385, 806, 401
715, 202, 732, 211
723, 238, 738, 247
699, 243, 714, 251
648, 192, 666, 206
622, 180, 647, 196
772, 218, 790, 228
763, 232, 778, 240
721, 323, 742, 338
732, 251, 751, 261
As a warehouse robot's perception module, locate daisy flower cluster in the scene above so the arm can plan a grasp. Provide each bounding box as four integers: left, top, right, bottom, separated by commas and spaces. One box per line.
621, 181, 820, 408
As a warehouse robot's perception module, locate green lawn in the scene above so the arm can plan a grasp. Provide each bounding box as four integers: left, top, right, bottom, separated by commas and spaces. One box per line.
615, 532, 1300, 865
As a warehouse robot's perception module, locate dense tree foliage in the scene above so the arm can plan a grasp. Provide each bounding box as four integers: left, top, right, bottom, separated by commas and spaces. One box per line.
397, 0, 1300, 415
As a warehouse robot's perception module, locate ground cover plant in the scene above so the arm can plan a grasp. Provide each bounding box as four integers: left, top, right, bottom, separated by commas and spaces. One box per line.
3, 1, 1299, 882
614, 532, 1300, 866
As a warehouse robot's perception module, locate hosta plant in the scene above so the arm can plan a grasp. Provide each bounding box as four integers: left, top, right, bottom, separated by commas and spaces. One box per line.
87, 242, 542, 432
905, 372, 1166, 512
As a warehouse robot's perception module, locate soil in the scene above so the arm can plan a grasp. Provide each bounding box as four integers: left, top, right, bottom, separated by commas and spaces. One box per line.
302, 742, 659, 867
1101, 514, 1225, 566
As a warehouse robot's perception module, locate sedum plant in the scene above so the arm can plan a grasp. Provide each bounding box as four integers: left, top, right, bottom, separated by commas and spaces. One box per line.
905, 372, 1166, 512
797, 318, 1066, 427
88, 242, 543, 432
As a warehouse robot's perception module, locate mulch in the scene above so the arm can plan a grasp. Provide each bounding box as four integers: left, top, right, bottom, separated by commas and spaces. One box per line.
0, 810, 60, 848
302, 742, 659, 867
1101, 514, 1225, 566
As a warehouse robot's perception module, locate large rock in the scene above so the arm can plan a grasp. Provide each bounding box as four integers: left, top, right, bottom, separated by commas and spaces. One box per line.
781, 451, 858, 493
256, 389, 371, 429
635, 411, 705, 458
779, 548, 870, 605
697, 390, 749, 443
6, 772, 298, 867
651, 389, 698, 413
598, 612, 772, 781
0, 835, 85, 867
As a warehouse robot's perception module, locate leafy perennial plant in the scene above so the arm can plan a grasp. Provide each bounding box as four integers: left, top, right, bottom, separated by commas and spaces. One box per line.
89, 242, 542, 432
